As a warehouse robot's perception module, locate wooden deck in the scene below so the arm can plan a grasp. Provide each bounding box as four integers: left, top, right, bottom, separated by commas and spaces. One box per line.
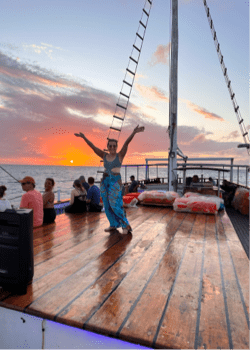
0, 206, 249, 349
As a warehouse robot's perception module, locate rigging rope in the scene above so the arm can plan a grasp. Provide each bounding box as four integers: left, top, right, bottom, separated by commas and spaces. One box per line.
0, 165, 20, 183
203, 0, 250, 156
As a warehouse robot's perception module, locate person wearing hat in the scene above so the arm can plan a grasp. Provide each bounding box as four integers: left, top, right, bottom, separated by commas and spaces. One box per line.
19, 176, 43, 227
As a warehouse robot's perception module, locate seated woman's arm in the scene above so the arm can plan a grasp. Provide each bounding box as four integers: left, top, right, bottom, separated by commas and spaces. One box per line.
70, 189, 76, 205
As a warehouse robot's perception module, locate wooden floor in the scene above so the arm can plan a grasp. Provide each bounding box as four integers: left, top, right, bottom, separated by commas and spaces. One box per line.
0, 206, 249, 349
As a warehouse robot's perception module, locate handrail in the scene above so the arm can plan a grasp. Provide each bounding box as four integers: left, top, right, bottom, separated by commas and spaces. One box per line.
7, 160, 248, 204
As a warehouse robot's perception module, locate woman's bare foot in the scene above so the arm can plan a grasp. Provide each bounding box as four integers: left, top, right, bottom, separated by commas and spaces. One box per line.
122, 226, 132, 234
104, 227, 116, 232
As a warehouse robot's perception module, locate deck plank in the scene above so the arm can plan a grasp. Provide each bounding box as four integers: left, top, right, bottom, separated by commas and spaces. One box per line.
218, 239, 249, 348
152, 214, 204, 349
84, 212, 187, 338
118, 213, 199, 348
196, 215, 230, 349
29, 209, 169, 316
0, 207, 248, 349
55, 209, 174, 328
2, 208, 154, 310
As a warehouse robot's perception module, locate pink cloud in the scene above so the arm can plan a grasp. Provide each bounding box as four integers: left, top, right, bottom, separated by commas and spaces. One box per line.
221, 130, 240, 140
149, 44, 171, 66
135, 84, 169, 102
186, 101, 225, 121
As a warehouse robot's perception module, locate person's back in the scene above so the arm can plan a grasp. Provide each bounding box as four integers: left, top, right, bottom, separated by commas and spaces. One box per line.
129, 176, 139, 193
0, 200, 12, 211
87, 185, 100, 204
20, 189, 43, 227
65, 179, 87, 213
0, 186, 11, 211
87, 177, 102, 212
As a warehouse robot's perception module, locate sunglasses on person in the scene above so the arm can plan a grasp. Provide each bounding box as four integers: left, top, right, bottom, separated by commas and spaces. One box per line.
108, 145, 117, 148
21, 182, 31, 185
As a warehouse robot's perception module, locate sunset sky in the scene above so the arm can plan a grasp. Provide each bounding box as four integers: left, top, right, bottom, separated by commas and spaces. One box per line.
0, 0, 249, 166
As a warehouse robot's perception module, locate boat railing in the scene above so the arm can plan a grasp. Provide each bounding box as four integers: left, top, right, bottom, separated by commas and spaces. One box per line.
8, 158, 249, 204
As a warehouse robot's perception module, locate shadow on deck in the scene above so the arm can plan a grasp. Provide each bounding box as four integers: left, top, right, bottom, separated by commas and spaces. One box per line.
226, 207, 249, 259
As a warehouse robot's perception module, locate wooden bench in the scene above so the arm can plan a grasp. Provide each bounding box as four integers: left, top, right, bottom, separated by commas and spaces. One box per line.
0, 207, 249, 349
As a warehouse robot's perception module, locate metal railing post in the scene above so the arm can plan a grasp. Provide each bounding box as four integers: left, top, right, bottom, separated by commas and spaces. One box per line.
230, 158, 233, 182
218, 171, 221, 197
246, 167, 248, 187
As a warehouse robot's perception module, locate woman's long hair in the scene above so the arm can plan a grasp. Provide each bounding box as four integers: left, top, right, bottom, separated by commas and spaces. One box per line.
73, 179, 84, 191
0, 185, 7, 199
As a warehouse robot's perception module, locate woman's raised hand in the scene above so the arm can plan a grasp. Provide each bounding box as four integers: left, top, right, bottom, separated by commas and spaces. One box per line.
74, 132, 84, 138
134, 125, 145, 134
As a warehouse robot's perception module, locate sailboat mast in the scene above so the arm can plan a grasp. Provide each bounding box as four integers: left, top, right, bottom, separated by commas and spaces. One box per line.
168, 0, 178, 191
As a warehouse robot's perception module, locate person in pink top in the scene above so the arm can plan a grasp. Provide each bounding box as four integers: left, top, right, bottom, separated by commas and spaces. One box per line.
19, 176, 43, 227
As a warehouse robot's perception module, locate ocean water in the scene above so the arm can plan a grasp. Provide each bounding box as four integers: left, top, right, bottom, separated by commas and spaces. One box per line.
0, 164, 248, 207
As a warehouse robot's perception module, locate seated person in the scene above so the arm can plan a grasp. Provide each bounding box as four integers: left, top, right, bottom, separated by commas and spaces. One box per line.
65, 179, 87, 213
221, 180, 237, 207
19, 176, 43, 227
43, 178, 56, 224
0, 185, 12, 211
186, 177, 193, 186
190, 175, 202, 187
79, 175, 90, 192
192, 175, 199, 184
208, 177, 216, 186
86, 177, 103, 212
129, 175, 140, 193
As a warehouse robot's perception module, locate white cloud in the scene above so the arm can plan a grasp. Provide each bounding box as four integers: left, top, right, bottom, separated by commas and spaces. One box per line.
22, 43, 64, 59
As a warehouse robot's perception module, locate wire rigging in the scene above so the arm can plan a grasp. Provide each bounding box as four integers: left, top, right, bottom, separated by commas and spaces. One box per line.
202, 0, 250, 156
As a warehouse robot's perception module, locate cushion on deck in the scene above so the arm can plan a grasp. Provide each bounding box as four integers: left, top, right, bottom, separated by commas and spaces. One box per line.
138, 191, 179, 206
123, 193, 140, 207
173, 196, 223, 214
184, 192, 202, 198
231, 187, 249, 215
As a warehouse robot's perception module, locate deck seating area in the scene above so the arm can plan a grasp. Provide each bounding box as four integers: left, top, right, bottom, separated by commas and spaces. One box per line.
0, 206, 249, 349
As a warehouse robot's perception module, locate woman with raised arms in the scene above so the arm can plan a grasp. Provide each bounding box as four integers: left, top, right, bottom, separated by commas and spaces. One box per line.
74, 125, 145, 234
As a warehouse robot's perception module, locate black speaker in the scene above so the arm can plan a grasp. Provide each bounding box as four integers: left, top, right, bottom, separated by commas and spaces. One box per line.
0, 209, 34, 295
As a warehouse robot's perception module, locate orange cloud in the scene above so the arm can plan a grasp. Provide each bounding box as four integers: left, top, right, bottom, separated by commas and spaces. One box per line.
146, 105, 158, 111
186, 101, 225, 121
135, 84, 169, 102
191, 134, 207, 143
149, 44, 171, 66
